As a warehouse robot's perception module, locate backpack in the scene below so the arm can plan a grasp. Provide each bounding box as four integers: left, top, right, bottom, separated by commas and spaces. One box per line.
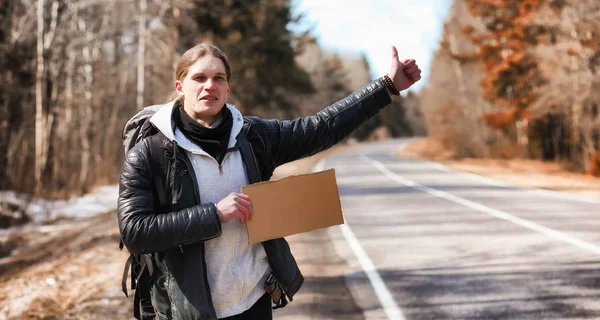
120, 104, 164, 320
122, 104, 162, 155
119, 103, 260, 319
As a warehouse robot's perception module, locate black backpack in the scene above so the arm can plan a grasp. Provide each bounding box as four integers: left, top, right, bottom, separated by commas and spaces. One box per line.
119, 104, 260, 319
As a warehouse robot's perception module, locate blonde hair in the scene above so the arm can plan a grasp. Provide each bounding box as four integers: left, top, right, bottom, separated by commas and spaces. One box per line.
175, 43, 232, 82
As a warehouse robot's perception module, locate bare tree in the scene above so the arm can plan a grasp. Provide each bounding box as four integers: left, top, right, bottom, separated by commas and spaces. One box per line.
2, 0, 348, 196
34, 0, 45, 193
137, 0, 146, 109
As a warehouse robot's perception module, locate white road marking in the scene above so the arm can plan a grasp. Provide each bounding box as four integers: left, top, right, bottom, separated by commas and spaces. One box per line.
363, 155, 600, 255
431, 163, 510, 187
431, 161, 600, 204
389, 138, 600, 204
314, 160, 406, 320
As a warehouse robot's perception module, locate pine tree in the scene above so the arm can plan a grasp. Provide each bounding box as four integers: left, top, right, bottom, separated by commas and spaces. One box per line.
180, 0, 314, 117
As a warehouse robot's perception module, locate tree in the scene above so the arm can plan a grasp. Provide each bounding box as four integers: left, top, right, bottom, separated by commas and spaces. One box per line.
179, 0, 314, 117
422, 0, 600, 172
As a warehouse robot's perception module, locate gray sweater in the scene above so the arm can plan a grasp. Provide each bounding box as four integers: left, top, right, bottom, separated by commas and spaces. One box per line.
150, 103, 271, 318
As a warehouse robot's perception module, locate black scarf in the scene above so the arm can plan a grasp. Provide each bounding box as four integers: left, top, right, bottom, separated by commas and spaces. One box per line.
174, 104, 233, 164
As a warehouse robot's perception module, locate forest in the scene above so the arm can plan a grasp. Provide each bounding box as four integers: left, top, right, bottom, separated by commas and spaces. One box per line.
6, 0, 598, 199
421, 0, 600, 175
0, 0, 414, 198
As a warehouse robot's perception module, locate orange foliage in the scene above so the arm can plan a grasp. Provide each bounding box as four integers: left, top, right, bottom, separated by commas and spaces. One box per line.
482, 106, 532, 131
565, 48, 579, 57
461, 25, 476, 36
481, 106, 521, 131
464, 0, 546, 129
588, 150, 600, 177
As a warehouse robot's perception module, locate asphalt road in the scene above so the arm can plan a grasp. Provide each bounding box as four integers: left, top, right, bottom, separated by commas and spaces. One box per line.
319, 139, 600, 320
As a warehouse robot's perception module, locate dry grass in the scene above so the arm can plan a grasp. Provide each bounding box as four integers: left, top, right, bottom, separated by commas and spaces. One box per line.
0, 213, 132, 320
1, 142, 358, 320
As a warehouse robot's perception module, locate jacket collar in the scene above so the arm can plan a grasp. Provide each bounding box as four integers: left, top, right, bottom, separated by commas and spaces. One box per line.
149, 101, 244, 155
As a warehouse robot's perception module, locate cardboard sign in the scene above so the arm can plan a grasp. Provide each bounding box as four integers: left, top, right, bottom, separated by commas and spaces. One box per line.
241, 169, 344, 244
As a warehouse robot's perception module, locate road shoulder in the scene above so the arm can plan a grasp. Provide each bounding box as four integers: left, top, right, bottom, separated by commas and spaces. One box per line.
399, 138, 600, 200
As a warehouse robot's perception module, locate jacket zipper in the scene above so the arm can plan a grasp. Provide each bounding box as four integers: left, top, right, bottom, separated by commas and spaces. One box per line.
164, 143, 223, 252
168, 143, 218, 317
217, 152, 233, 176
179, 146, 219, 318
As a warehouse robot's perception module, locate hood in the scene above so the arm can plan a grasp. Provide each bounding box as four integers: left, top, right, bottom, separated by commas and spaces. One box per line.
149, 101, 245, 155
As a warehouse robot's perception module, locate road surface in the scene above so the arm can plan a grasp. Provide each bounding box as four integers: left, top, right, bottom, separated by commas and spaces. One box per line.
3, 138, 600, 320
316, 139, 600, 320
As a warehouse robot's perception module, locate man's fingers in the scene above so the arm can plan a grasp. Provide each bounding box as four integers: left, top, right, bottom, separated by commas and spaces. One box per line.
235, 193, 251, 200
408, 68, 421, 77
235, 207, 248, 224
402, 59, 416, 68
235, 197, 253, 219
218, 193, 255, 224
236, 202, 250, 215
405, 65, 419, 74
410, 72, 422, 79
235, 203, 250, 223
391, 46, 400, 64
235, 196, 252, 209
238, 194, 253, 219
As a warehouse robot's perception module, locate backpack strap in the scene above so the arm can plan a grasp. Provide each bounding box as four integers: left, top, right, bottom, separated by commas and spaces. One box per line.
146, 133, 167, 178
122, 254, 134, 297
133, 255, 156, 320
237, 130, 261, 184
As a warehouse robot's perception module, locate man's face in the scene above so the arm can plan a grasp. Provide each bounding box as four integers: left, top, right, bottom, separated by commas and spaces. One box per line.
175, 55, 231, 126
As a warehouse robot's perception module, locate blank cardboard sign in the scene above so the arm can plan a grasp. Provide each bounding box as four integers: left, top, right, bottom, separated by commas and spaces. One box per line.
241, 169, 344, 244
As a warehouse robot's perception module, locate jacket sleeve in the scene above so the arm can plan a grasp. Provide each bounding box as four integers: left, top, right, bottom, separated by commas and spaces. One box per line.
256, 77, 393, 168
117, 142, 222, 254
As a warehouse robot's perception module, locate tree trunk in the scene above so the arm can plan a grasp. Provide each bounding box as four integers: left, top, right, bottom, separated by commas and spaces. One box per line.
136, 0, 146, 109
43, 0, 59, 190
35, 0, 45, 194
58, 8, 77, 186
516, 119, 529, 157
78, 18, 93, 191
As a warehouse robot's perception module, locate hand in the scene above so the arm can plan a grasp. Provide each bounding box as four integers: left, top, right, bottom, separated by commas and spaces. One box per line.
388, 46, 422, 92
216, 193, 253, 224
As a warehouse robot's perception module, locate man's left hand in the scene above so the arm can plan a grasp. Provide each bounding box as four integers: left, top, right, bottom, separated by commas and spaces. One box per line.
388, 45, 422, 92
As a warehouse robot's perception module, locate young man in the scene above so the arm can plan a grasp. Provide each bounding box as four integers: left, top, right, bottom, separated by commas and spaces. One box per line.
118, 43, 421, 320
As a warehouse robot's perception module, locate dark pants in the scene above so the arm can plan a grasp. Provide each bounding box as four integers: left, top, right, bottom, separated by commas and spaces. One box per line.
220, 294, 272, 320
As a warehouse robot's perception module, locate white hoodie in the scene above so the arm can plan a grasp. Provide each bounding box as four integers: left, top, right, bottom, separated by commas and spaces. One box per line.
150, 102, 271, 318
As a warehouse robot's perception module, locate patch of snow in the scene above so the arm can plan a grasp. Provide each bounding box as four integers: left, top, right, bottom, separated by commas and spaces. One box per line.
45, 277, 57, 286
0, 185, 118, 235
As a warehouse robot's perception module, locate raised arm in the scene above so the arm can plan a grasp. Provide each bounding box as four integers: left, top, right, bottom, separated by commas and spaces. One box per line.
256, 78, 391, 168
256, 46, 421, 168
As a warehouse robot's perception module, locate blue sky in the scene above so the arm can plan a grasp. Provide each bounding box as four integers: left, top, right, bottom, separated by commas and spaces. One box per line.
290, 0, 453, 92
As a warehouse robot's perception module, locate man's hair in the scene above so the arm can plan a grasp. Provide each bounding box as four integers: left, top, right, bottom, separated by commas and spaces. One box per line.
175, 43, 232, 83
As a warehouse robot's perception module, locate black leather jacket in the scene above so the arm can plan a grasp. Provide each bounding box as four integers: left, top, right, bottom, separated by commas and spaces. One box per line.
117, 78, 393, 319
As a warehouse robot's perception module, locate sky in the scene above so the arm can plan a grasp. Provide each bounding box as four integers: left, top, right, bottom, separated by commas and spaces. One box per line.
290, 0, 453, 92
